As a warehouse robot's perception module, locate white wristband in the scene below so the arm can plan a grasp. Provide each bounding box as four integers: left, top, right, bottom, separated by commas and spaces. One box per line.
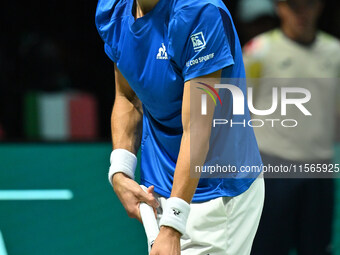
108, 149, 137, 186
159, 197, 190, 235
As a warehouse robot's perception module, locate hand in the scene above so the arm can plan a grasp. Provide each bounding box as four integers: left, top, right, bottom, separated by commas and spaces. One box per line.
150, 226, 181, 255
112, 173, 159, 222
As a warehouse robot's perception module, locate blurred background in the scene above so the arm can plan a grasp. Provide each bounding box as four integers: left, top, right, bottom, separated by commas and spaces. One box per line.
0, 0, 339, 254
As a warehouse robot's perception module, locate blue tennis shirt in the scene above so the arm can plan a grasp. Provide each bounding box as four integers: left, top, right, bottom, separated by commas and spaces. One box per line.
96, 0, 262, 202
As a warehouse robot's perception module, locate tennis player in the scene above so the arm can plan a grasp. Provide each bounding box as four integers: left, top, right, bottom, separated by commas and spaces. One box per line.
96, 0, 264, 254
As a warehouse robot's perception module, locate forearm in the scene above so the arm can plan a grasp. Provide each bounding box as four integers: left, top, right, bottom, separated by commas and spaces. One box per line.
171, 129, 210, 203
109, 75, 158, 221
171, 71, 220, 203
111, 95, 143, 155
161, 129, 209, 237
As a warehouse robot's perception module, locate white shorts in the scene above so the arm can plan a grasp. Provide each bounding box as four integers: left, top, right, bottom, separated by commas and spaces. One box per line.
156, 176, 265, 255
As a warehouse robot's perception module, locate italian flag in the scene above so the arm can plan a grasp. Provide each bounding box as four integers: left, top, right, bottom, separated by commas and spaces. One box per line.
24, 91, 98, 141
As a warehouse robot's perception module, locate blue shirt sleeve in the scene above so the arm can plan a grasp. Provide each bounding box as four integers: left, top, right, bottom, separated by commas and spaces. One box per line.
104, 43, 118, 62
95, 0, 122, 63
168, 4, 234, 82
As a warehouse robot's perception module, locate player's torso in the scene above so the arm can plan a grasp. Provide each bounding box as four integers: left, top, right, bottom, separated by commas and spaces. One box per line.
114, 0, 183, 128
96, 0, 262, 200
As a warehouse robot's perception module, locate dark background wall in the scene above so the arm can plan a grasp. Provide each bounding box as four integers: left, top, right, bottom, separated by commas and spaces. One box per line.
0, 0, 339, 141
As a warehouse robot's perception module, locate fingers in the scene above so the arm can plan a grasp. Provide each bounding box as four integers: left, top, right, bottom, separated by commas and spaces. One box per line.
120, 184, 160, 221
154, 207, 158, 218
146, 185, 154, 194
138, 185, 160, 209
135, 211, 143, 223
127, 206, 139, 219
143, 185, 159, 218
146, 185, 161, 210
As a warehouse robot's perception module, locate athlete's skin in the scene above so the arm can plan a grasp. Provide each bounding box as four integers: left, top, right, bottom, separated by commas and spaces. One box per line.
111, 1, 221, 254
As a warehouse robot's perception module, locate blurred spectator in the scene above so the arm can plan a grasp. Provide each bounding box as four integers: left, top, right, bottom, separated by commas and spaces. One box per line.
236, 0, 279, 45
243, 0, 340, 254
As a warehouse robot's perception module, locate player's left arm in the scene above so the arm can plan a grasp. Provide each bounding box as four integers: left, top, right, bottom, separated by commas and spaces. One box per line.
150, 70, 221, 255
171, 69, 222, 202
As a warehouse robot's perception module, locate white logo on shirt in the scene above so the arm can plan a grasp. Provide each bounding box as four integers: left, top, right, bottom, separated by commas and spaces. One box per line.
191, 32, 206, 52
156, 43, 168, 60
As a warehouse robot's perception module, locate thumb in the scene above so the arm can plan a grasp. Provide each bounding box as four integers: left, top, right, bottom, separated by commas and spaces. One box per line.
139, 185, 160, 208
146, 185, 159, 217
146, 185, 154, 194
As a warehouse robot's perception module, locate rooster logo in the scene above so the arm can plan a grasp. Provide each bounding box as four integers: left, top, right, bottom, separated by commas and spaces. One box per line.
156, 43, 168, 60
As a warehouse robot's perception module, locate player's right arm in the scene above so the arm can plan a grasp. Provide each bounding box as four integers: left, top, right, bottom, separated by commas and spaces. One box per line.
111, 63, 143, 154
111, 63, 159, 221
